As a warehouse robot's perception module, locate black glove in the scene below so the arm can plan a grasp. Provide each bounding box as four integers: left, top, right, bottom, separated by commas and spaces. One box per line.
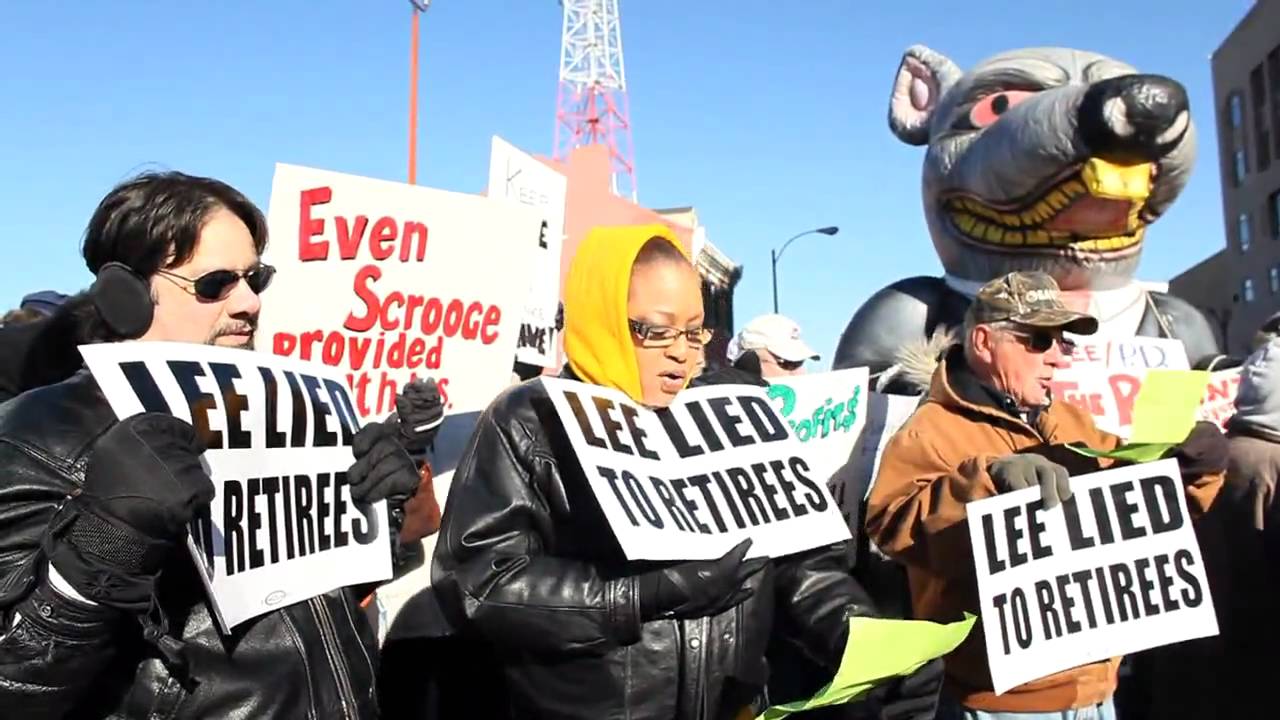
988, 454, 1072, 509
348, 421, 422, 506
877, 658, 944, 720
48, 413, 213, 612
636, 538, 768, 620
1163, 421, 1229, 478
389, 378, 444, 453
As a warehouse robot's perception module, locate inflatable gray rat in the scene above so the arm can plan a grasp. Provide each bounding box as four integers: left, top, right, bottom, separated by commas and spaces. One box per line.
834, 45, 1222, 392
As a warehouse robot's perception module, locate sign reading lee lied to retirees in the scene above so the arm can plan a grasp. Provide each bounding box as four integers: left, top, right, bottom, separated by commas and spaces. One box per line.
965, 459, 1218, 694
79, 341, 393, 633
542, 378, 851, 561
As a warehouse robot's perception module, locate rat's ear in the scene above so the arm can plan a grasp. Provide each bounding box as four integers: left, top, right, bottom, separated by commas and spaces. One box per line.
888, 45, 961, 146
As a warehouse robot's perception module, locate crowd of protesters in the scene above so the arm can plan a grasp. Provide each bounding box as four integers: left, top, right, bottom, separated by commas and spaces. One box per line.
0, 169, 1276, 720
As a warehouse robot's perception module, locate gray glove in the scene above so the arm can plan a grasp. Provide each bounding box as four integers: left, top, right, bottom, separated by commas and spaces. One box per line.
987, 454, 1072, 509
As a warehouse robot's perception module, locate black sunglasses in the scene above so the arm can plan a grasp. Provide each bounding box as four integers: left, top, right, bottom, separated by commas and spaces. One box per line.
156, 264, 276, 301
1005, 327, 1076, 354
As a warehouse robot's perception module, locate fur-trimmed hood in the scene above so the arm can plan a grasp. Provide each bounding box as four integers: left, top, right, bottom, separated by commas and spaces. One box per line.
879, 325, 959, 395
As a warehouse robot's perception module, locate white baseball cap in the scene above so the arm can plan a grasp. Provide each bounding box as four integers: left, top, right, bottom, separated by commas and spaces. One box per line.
732, 314, 820, 363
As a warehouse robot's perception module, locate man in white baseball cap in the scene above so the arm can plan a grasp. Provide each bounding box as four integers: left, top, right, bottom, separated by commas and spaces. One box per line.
728, 313, 820, 378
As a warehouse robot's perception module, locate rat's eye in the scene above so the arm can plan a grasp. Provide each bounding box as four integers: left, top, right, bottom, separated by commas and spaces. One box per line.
965, 90, 1037, 129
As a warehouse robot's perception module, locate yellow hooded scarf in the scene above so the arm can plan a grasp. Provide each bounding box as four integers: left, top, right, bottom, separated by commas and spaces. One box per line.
564, 224, 689, 405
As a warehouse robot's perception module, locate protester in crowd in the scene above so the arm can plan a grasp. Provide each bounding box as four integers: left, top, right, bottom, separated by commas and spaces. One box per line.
0, 290, 70, 328
1250, 310, 1280, 351
1179, 337, 1280, 717
431, 224, 943, 720
867, 271, 1227, 720
726, 313, 821, 378
22, 290, 70, 318
1, 307, 43, 327
0, 171, 431, 718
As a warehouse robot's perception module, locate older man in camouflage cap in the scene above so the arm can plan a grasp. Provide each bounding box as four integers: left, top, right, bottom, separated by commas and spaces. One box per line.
865, 271, 1227, 719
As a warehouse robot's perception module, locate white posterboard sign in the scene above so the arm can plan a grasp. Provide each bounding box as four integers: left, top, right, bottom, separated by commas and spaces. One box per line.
763, 368, 870, 525
542, 378, 852, 561
1047, 336, 1245, 438
965, 459, 1218, 695
258, 162, 543, 420
487, 136, 568, 368
78, 341, 393, 632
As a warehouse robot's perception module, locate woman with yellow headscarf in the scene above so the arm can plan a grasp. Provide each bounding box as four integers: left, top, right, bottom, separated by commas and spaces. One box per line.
431, 225, 942, 720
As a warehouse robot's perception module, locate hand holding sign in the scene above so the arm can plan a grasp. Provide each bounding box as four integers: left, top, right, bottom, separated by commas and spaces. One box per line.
988, 454, 1073, 509
637, 538, 768, 620
966, 459, 1218, 694
79, 341, 394, 631
391, 378, 445, 453
50, 413, 214, 613
349, 423, 422, 506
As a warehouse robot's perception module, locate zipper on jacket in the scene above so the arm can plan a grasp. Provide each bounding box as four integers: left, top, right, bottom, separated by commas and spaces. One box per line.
310, 596, 359, 717
280, 609, 320, 720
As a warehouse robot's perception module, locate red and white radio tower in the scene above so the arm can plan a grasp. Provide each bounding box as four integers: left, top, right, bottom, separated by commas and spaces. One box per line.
554, 0, 637, 202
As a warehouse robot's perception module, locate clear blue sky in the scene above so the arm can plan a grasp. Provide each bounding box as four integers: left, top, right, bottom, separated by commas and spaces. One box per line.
0, 0, 1254, 366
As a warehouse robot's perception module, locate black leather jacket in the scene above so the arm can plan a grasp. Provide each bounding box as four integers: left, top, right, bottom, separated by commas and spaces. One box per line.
0, 371, 380, 719
431, 376, 878, 720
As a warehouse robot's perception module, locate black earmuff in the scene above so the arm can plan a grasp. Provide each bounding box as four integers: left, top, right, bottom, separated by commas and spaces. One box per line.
91, 262, 154, 339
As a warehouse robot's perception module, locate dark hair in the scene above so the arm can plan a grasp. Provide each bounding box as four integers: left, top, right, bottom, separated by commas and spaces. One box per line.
81, 171, 268, 276
1, 307, 44, 327
632, 235, 691, 270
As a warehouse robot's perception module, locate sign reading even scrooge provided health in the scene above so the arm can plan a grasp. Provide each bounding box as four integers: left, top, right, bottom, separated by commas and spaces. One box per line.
258, 163, 543, 420
79, 341, 393, 632
487, 135, 568, 368
965, 459, 1218, 694
543, 378, 852, 561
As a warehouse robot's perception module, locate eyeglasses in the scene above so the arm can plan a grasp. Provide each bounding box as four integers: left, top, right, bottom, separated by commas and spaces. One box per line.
629, 319, 713, 348
156, 264, 276, 301
1004, 327, 1076, 355
773, 357, 805, 372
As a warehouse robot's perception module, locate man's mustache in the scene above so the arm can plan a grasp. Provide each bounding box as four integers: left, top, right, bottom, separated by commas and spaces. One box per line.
215, 320, 257, 337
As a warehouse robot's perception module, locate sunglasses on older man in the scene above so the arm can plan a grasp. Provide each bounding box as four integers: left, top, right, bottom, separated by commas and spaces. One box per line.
156, 264, 276, 301
1004, 327, 1076, 354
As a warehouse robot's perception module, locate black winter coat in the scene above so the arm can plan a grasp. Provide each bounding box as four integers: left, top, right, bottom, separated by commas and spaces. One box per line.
431, 375, 878, 720
0, 371, 380, 719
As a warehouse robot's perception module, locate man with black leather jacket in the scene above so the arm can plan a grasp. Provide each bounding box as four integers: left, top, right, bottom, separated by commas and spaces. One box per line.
0, 171, 437, 719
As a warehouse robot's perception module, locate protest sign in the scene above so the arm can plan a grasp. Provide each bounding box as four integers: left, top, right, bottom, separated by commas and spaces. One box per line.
1061, 336, 1189, 372
1198, 368, 1241, 430
766, 369, 869, 520
543, 378, 852, 561
1050, 338, 1240, 438
1127, 370, 1210, 444
830, 390, 920, 528
258, 163, 543, 420
965, 459, 1218, 695
79, 341, 392, 632
487, 136, 568, 369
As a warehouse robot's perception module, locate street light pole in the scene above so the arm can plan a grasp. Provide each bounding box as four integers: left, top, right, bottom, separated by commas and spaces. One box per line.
408, 0, 430, 184
770, 226, 839, 313
771, 248, 779, 313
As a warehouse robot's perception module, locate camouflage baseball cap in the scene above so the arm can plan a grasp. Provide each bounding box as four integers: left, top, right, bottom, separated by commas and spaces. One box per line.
965, 271, 1098, 335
